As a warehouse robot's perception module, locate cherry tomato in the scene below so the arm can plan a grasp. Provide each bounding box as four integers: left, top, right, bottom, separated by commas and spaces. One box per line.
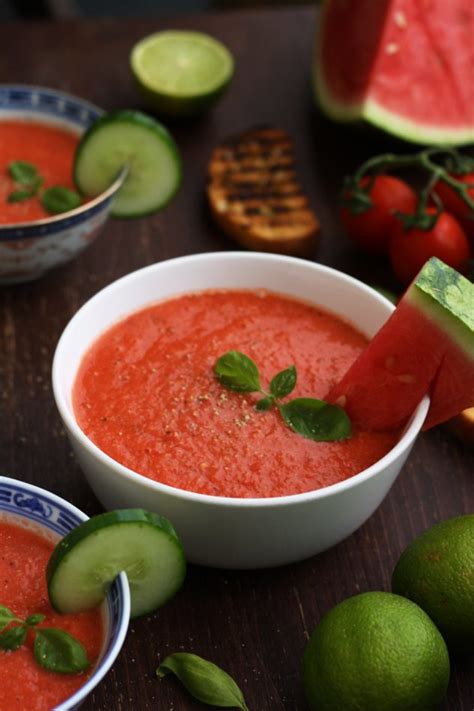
341, 175, 417, 256
389, 208, 471, 285
434, 173, 474, 241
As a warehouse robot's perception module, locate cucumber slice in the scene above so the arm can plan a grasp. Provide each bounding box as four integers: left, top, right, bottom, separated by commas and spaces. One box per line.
74, 110, 181, 218
47, 509, 186, 619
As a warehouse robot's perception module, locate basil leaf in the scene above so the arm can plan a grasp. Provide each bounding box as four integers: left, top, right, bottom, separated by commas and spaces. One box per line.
30, 175, 44, 192
26, 613, 46, 627
256, 396, 273, 411
41, 186, 82, 215
34, 628, 90, 674
270, 365, 296, 399
214, 351, 260, 393
279, 398, 352, 441
8, 160, 38, 184
157, 653, 249, 710
0, 625, 27, 651
7, 188, 35, 203
0, 605, 16, 632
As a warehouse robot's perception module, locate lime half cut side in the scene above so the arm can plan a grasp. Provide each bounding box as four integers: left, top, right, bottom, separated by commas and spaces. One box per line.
130, 30, 234, 117
74, 110, 181, 218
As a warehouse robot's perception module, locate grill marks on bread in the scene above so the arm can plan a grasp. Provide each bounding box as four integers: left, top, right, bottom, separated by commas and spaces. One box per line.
207, 127, 320, 255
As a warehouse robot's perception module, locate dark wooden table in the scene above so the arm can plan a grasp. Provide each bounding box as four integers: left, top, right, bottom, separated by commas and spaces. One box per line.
0, 8, 472, 710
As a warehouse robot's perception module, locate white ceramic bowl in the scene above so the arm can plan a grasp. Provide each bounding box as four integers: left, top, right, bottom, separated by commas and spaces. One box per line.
0, 85, 121, 284
52, 252, 429, 569
0, 475, 130, 709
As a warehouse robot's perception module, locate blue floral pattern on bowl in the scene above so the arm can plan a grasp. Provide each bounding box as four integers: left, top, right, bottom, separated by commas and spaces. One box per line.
0, 85, 120, 284
0, 475, 130, 711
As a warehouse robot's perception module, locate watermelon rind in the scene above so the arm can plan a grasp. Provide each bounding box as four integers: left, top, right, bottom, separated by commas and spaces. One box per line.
329, 257, 474, 431
314, 62, 474, 146
362, 101, 474, 147
313, 3, 474, 146
407, 258, 474, 359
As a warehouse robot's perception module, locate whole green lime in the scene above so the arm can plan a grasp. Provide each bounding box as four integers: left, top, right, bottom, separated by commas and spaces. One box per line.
392, 514, 474, 652
302, 592, 449, 711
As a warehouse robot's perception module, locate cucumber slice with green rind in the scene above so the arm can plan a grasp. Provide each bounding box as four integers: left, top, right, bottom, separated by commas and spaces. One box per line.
74, 110, 182, 218
47, 509, 186, 619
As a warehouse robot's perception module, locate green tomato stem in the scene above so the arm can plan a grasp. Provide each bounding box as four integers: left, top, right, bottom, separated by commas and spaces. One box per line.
352, 148, 474, 213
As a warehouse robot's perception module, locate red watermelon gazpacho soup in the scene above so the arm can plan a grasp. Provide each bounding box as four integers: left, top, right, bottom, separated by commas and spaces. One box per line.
0, 120, 80, 224
73, 290, 400, 498
0, 520, 104, 711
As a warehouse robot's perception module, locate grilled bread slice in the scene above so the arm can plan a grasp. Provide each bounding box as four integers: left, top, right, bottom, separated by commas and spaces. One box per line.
207, 127, 320, 255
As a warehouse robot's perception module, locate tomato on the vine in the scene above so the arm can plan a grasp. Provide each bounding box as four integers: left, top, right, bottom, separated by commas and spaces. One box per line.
389, 208, 471, 285
434, 173, 474, 240
341, 175, 417, 256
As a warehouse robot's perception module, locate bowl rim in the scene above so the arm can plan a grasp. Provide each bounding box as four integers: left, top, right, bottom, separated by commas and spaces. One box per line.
0, 83, 122, 232
52, 251, 430, 509
0, 82, 104, 117
0, 474, 131, 710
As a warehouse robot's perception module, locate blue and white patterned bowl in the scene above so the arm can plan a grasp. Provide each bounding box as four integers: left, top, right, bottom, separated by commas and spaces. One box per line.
0, 475, 130, 710
0, 85, 121, 284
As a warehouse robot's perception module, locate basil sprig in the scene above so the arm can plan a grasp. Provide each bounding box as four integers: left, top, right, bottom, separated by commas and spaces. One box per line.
157, 652, 249, 710
214, 351, 351, 442
0, 604, 89, 674
6, 160, 81, 215
7, 161, 44, 203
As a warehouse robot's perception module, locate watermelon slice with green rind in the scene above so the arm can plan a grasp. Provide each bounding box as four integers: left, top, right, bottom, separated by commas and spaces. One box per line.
329, 258, 474, 431
313, 0, 474, 146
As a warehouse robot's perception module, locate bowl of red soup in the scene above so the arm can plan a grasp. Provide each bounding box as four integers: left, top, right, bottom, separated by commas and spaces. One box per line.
0, 475, 130, 710
0, 85, 120, 284
52, 252, 429, 569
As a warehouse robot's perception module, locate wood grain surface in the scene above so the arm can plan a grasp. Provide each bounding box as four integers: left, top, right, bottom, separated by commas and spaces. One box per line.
0, 7, 473, 710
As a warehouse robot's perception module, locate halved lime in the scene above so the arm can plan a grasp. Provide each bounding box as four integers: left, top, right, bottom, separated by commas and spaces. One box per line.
47, 509, 186, 619
130, 30, 234, 117
74, 110, 181, 218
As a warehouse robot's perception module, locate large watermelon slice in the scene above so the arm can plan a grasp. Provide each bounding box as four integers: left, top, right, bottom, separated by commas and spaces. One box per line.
329, 258, 474, 431
313, 0, 474, 146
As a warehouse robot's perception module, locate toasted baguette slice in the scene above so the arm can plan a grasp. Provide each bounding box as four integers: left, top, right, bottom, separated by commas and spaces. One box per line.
207, 126, 320, 256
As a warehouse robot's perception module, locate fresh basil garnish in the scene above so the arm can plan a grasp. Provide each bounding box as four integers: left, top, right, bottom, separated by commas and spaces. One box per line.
6, 161, 44, 204
270, 365, 296, 399
280, 398, 351, 441
7, 188, 37, 203
0, 624, 27, 651
214, 351, 261, 392
8, 160, 38, 185
157, 652, 249, 710
0, 605, 17, 631
41, 186, 82, 215
255, 396, 273, 412
5, 160, 80, 214
0, 604, 89, 674
34, 628, 90, 674
214, 351, 351, 443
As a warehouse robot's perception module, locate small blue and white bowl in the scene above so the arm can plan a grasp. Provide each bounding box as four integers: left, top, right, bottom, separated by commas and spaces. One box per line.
0, 475, 130, 710
0, 85, 121, 284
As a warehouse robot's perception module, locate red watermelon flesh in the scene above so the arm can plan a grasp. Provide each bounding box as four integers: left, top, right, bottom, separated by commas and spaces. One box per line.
314, 0, 474, 145
329, 258, 474, 431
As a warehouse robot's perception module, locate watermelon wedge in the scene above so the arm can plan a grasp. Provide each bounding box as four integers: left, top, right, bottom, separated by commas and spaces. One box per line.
329, 258, 474, 431
313, 0, 474, 146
